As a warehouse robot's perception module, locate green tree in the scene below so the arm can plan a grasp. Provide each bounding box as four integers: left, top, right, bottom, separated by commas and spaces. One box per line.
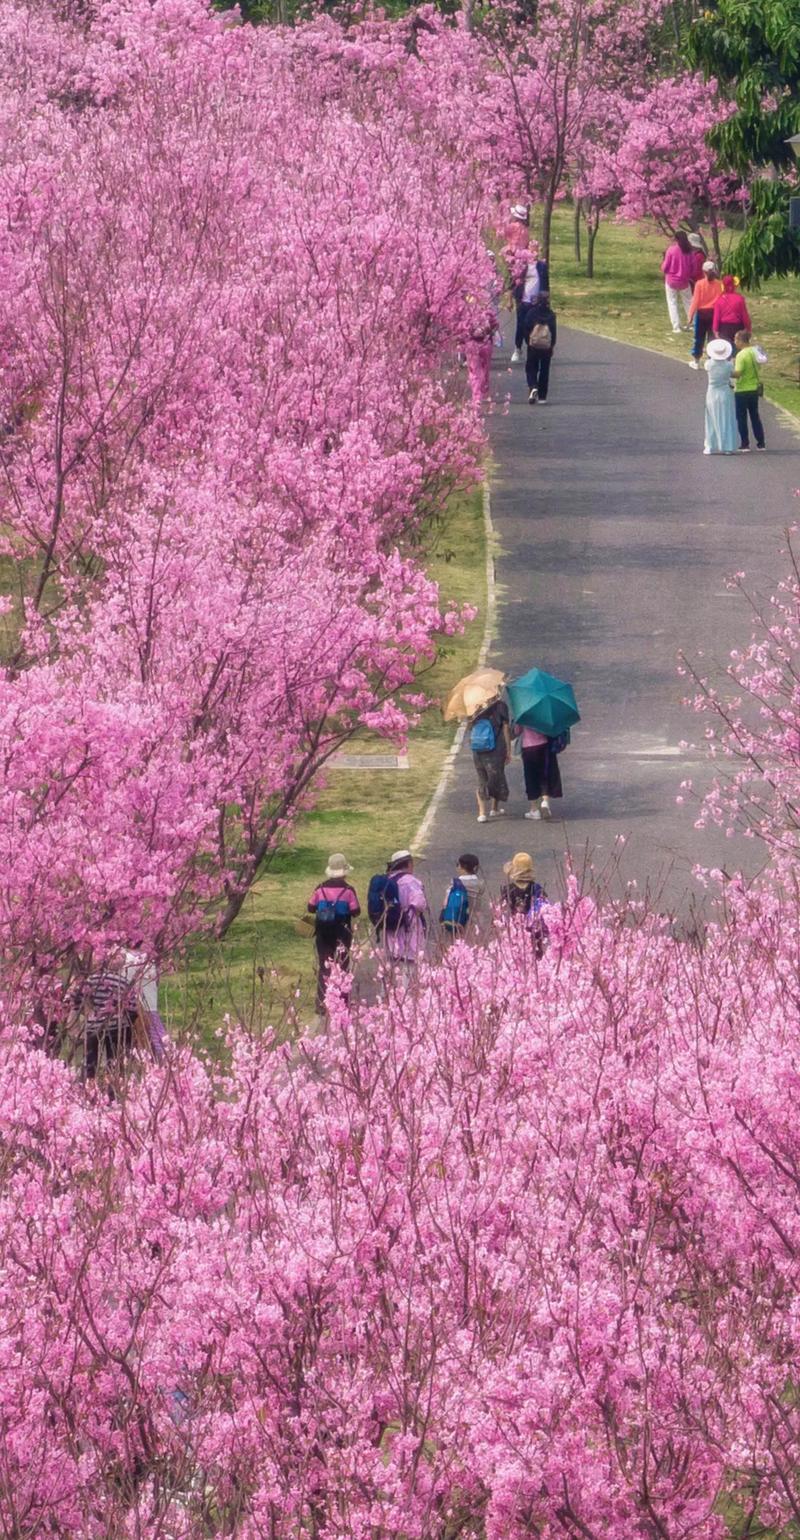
685, 0, 800, 282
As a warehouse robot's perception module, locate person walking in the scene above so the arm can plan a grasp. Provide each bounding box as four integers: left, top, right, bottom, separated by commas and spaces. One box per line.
687, 261, 722, 369
711, 276, 751, 350
504, 202, 530, 254
307, 854, 360, 1016
517, 724, 563, 820
732, 331, 766, 453
524, 291, 557, 404
703, 338, 738, 455
383, 850, 428, 965
439, 853, 485, 939
500, 851, 548, 952
469, 691, 511, 822
661, 231, 694, 334
510, 243, 549, 363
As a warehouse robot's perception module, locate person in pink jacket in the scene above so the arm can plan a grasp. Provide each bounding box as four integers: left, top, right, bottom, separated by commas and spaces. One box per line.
712, 275, 752, 350
661, 231, 694, 334
383, 850, 428, 964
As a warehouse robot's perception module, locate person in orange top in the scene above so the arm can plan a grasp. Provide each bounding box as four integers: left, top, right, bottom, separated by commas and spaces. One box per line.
688, 260, 723, 369
712, 275, 752, 350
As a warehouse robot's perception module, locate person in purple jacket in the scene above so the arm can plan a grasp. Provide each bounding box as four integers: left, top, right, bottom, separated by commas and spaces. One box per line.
661, 231, 694, 335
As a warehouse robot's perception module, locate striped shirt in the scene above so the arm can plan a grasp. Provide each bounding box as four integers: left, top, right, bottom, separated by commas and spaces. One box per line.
85, 971, 133, 1030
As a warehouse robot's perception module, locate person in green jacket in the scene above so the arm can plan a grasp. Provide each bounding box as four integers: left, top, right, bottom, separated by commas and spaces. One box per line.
733, 331, 766, 453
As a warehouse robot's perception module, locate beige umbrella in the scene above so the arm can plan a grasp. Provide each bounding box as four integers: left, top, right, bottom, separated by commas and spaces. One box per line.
443, 666, 505, 722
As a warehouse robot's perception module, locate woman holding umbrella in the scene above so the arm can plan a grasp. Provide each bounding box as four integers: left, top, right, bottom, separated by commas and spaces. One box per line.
443, 668, 510, 824
506, 667, 580, 821
518, 724, 562, 819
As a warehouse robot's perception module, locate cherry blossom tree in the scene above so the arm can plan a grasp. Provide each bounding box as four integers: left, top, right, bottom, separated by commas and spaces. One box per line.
4, 840, 800, 1535
0, 0, 497, 1003
614, 74, 741, 264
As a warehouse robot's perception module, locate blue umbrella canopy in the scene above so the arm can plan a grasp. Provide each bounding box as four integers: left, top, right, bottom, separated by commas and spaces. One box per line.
506, 668, 580, 735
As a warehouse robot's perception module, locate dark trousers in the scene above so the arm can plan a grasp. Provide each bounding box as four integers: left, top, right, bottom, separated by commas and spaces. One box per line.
515, 301, 535, 349
735, 391, 765, 449
692, 309, 713, 359
315, 936, 352, 1015
525, 349, 552, 399
84, 1018, 133, 1080
716, 322, 739, 350
521, 744, 563, 801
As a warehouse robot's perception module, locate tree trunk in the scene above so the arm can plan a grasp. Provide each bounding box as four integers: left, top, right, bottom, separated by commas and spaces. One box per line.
707, 200, 722, 269
573, 198, 582, 264
540, 190, 554, 266
585, 210, 600, 278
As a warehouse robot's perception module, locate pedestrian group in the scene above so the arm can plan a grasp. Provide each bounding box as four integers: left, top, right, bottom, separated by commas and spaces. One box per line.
660, 229, 767, 455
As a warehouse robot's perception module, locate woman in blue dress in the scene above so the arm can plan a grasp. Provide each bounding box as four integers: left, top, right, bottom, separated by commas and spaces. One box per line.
704, 337, 738, 454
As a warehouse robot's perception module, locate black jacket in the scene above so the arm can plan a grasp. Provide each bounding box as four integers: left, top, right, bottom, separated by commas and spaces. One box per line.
524, 302, 557, 351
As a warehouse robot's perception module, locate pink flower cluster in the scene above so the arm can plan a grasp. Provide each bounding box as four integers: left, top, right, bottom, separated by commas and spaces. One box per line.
0, 0, 497, 999
3, 866, 800, 1535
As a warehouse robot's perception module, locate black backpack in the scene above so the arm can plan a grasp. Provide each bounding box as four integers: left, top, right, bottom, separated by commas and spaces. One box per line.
367, 874, 403, 933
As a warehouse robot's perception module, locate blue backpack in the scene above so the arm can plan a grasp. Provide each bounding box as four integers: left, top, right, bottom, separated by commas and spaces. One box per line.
314, 889, 353, 934
439, 877, 470, 933
470, 717, 496, 753
367, 873, 403, 933
551, 728, 571, 755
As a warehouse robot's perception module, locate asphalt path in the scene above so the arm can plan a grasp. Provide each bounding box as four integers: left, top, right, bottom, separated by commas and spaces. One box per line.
421, 325, 799, 916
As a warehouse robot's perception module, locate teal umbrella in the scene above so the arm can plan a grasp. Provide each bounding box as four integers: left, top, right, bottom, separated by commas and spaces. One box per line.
506, 668, 580, 736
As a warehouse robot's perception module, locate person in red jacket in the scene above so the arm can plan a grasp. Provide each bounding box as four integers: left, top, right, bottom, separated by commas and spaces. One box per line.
712, 276, 752, 350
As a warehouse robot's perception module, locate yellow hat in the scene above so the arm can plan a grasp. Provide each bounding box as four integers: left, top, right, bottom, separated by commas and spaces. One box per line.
503, 852, 535, 884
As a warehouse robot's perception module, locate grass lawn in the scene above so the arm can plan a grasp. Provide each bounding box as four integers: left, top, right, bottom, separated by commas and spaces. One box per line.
163, 485, 489, 1037
549, 206, 800, 422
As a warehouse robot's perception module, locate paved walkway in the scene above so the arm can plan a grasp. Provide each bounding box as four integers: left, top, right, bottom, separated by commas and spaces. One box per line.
421, 326, 799, 914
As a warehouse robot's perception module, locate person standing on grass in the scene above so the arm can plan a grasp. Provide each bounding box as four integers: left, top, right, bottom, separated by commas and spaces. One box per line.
712, 275, 751, 350
733, 331, 766, 453
79, 958, 137, 1081
308, 854, 360, 1017
510, 242, 549, 363
688, 261, 722, 370
687, 232, 707, 287
661, 231, 694, 334
469, 691, 512, 823
525, 291, 557, 404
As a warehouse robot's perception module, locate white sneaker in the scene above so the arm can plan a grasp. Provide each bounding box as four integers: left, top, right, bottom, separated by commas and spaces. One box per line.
538, 398, 548, 404
477, 813, 488, 823
525, 809, 542, 820
528, 387, 538, 403
540, 799, 552, 819
689, 360, 700, 370
510, 349, 522, 364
